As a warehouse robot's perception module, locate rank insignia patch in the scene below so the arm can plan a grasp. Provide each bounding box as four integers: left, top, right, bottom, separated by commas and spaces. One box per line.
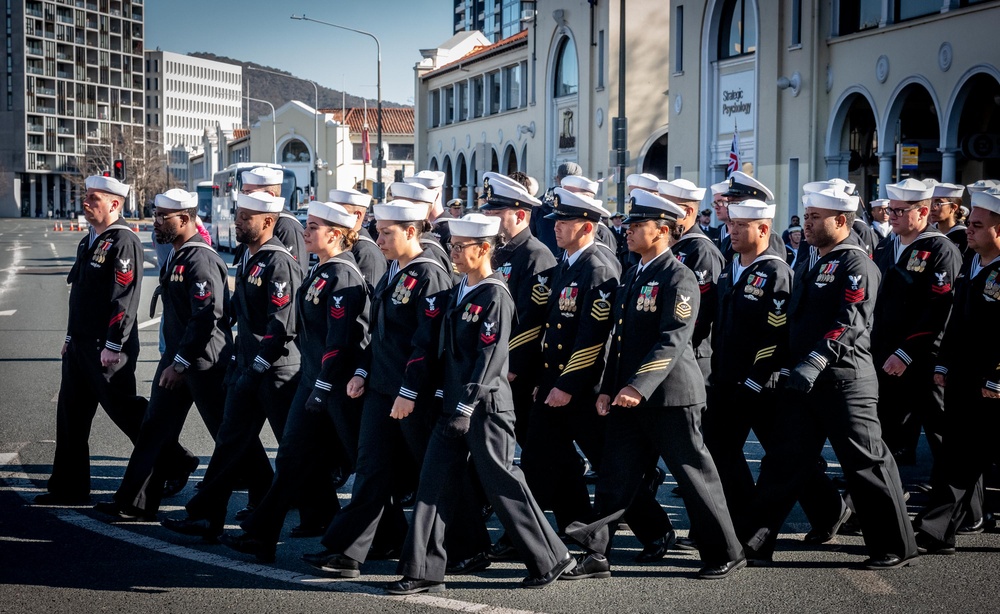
591, 291, 612, 320
931, 272, 952, 295
115, 258, 134, 286
480, 321, 498, 345
194, 281, 211, 300
330, 295, 345, 318
271, 281, 291, 307
531, 276, 550, 305
845, 274, 864, 303
424, 296, 441, 318
675, 294, 693, 319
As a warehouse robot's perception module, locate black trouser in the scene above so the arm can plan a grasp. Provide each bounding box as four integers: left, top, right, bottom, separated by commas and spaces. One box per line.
399, 408, 566, 583
115, 358, 229, 512
241, 380, 362, 544
184, 364, 299, 531
703, 385, 844, 541
565, 403, 744, 567
916, 379, 999, 546
748, 376, 917, 560
876, 360, 945, 465
510, 375, 534, 448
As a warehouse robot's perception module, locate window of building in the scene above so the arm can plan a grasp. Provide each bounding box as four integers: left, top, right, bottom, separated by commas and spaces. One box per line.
445, 86, 455, 124
504, 63, 523, 110
597, 30, 605, 88
791, 0, 801, 46
352, 142, 378, 162
472, 76, 484, 118
281, 139, 310, 163
487, 70, 501, 115
458, 80, 469, 121
430, 89, 441, 127
718, 0, 756, 59
389, 143, 413, 161
554, 36, 578, 97
673, 7, 683, 73
838, 0, 881, 35
894, 0, 941, 21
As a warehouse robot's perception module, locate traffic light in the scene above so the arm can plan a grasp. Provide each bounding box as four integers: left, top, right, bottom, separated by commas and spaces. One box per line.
102, 170, 111, 177
113, 159, 126, 181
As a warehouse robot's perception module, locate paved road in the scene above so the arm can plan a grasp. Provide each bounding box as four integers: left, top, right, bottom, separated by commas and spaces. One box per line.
1, 218, 998, 614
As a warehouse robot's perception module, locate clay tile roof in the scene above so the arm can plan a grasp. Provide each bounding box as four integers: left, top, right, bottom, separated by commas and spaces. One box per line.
319, 107, 414, 136
232, 128, 250, 139
423, 29, 528, 78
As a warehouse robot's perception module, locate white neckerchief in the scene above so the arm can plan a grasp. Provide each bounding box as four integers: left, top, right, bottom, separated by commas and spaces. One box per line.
972, 253, 1000, 279
563, 240, 594, 267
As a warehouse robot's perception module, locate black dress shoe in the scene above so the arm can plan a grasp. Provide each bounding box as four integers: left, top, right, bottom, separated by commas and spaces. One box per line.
863, 553, 917, 569
522, 553, 577, 588
915, 532, 956, 555
446, 551, 491, 575
233, 504, 256, 522
398, 491, 416, 508
804, 502, 852, 544
34, 492, 89, 505
674, 536, 698, 551
698, 557, 746, 579
93, 500, 155, 522
559, 553, 611, 580
219, 532, 276, 563
635, 531, 676, 563
302, 549, 338, 568
161, 516, 220, 539
956, 517, 984, 535
385, 577, 444, 595
648, 466, 667, 496
320, 553, 361, 578
162, 456, 200, 498
489, 535, 518, 561
289, 523, 327, 539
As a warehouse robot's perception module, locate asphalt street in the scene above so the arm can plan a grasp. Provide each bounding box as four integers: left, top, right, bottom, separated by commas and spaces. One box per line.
1, 218, 998, 614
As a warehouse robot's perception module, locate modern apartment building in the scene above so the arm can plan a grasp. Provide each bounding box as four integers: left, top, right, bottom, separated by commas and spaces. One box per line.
0, 0, 146, 217
453, 0, 529, 43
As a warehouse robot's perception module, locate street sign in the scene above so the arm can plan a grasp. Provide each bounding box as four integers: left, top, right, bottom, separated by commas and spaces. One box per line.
900, 144, 919, 170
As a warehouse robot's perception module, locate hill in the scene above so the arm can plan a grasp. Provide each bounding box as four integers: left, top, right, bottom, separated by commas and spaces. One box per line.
188, 52, 410, 125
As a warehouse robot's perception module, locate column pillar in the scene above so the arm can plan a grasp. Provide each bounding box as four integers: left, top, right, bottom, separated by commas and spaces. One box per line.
29, 174, 38, 217
939, 148, 958, 184
878, 152, 894, 199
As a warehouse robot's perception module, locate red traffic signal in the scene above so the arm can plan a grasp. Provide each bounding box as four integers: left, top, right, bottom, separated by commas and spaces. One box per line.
102, 170, 111, 177
113, 159, 126, 181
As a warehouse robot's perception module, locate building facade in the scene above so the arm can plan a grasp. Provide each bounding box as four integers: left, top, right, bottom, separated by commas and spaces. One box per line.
454, 0, 530, 43
144, 49, 242, 185
669, 0, 1000, 224
0, 0, 146, 218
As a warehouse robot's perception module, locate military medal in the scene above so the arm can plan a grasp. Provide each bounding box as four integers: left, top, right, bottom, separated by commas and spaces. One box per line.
306, 277, 327, 304
247, 263, 264, 287
392, 273, 418, 305
984, 270, 1000, 302
815, 260, 839, 285
906, 250, 931, 273
92, 239, 113, 264
170, 264, 185, 282
463, 303, 483, 322
744, 274, 766, 299
638, 282, 659, 312
559, 284, 578, 313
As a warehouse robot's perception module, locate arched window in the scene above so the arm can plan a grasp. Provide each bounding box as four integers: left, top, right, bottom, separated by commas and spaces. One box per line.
280, 139, 310, 163
718, 0, 756, 59
553, 37, 578, 98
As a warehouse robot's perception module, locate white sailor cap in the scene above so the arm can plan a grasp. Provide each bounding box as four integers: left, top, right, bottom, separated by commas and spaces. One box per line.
921, 178, 940, 189
849, 195, 862, 211
623, 189, 686, 223
237, 191, 285, 213
242, 166, 284, 186
328, 188, 372, 208
626, 173, 660, 192
308, 201, 356, 228
154, 188, 197, 210
657, 178, 706, 202
724, 171, 774, 202
479, 172, 541, 210
932, 182, 965, 200
805, 188, 855, 212
787, 225, 803, 233
886, 178, 933, 202
85, 175, 130, 197
373, 200, 430, 222
446, 213, 501, 238
389, 181, 436, 204
728, 199, 775, 220
544, 187, 608, 220
967, 179, 1000, 194
803, 180, 842, 194
870, 198, 890, 209
830, 178, 856, 194
561, 174, 599, 195
971, 187, 1000, 216
404, 170, 446, 190
710, 181, 730, 197
526, 176, 540, 197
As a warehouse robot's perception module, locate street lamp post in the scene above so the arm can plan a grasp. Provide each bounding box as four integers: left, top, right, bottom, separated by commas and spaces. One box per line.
244, 95, 277, 164
290, 14, 384, 200
247, 65, 320, 195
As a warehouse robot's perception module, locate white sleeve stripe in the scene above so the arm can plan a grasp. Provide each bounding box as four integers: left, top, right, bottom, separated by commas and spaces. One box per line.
435, 389, 444, 398
807, 352, 828, 369
455, 403, 475, 416
105, 341, 122, 351
398, 387, 418, 400
354, 368, 368, 378
894, 349, 913, 365
986, 381, 1000, 393
314, 380, 332, 391
744, 379, 762, 393
253, 356, 271, 369
173, 355, 191, 368
65, 335, 72, 343
934, 366, 948, 375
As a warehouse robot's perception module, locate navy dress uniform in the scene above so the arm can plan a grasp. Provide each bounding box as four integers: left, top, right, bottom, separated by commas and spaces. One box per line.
747, 188, 917, 567
872, 179, 961, 465
111, 190, 234, 515
395, 215, 573, 592
933, 183, 970, 255
719, 172, 791, 264
563, 190, 744, 578
658, 179, 726, 382
315, 200, 461, 569
480, 172, 558, 445
561, 174, 622, 276
43, 176, 147, 503
328, 188, 386, 287
390, 180, 455, 275
174, 192, 303, 535
235, 202, 372, 557
520, 187, 620, 532
914, 188, 1000, 552
234, 167, 308, 275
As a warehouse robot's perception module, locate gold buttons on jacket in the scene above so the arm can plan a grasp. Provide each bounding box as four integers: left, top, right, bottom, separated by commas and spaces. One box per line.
545, 323, 550, 329
557, 323, 562, 329
557, 344, 563, 350
544, 343, 549, 349
544, 363, 549, 368
558, 364, 564, 371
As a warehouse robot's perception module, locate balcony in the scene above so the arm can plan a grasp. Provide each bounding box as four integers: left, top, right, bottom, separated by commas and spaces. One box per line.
27, 142, 46, 151
26, 8, 43, 18
27, 45, 43, 56
27, 66, 45, 76
27, 124, 44, 133
36, 87, 56, 96
37, 106, 56, 114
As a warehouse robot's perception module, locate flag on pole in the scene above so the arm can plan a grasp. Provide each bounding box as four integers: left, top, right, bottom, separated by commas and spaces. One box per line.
361, 100, 371, 164
726, 126, 741, 177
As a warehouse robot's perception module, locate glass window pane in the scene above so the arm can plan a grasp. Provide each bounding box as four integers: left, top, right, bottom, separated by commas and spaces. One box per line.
554, 37, 578, 97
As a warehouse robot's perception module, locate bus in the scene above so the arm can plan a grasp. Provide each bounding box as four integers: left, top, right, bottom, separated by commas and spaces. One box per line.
211, 163, 299, 251
195, 181, 214, 234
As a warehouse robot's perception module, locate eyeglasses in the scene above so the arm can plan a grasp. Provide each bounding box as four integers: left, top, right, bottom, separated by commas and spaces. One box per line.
887, 205, 918, 217
447, 241, 480, 252
153, 211, 184, 223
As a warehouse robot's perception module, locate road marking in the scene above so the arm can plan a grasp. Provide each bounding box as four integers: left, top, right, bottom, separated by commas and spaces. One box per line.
0, 310, 15, 316
0, 458, 543, 614
138, 317, 161, 330
0, 240, 23, 300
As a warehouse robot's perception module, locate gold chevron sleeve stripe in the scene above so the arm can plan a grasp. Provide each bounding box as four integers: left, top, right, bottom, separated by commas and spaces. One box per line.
508, 326, 542, 349
561, 344, 604, 371
635, 358, 672, 374
754, 345, 777, 364
767, 313, 786, 327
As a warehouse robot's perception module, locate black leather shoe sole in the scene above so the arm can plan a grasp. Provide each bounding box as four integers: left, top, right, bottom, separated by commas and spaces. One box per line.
698, 557, 747, 579
385, 578, 444, 595
446, 552, 491, 575
522, 554, 578, 588
864, 554, 918, 569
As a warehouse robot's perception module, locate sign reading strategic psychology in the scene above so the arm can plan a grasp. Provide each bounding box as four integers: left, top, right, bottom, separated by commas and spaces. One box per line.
718, 70, 755, 135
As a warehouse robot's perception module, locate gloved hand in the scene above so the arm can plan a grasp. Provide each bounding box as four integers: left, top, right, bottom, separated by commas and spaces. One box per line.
304, 388, 328, 414
443, 412, 471, 438
787, 360, 823, 394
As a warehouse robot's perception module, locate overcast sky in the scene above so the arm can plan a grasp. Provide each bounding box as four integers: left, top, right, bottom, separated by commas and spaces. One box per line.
145, 0, 453, 105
